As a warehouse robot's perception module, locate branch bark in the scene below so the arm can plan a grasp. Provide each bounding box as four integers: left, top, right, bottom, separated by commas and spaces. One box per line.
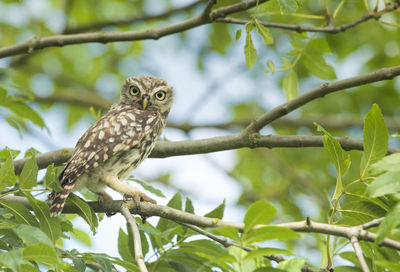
1, 196, 399, 253
245, 65, 400, 133
120, 205, 148, 272
0, 0, 269, 59
350, 236, 370, 272
13, 134, 400, 174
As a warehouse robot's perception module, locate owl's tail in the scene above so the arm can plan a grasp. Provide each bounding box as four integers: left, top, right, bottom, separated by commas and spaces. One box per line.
49, 185, 74, 216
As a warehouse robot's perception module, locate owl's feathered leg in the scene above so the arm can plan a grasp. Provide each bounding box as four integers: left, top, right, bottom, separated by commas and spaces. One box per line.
102, 174, 156, 206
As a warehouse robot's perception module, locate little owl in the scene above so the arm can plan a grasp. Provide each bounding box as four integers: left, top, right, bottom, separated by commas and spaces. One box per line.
49, 76, 173, 216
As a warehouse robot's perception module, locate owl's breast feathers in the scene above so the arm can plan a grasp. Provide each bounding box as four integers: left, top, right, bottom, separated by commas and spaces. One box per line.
59, 104, 164, 187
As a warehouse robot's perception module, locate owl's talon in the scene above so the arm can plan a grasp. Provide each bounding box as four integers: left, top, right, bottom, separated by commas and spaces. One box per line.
123, 191, 156, 207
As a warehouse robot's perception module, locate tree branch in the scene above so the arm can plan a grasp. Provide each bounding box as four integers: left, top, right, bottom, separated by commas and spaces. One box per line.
63, 0, 204, 34
1, 196, 399, 252
216, 1, 399, 33
245, 65, 400, 133
350, 236, 370, 272
13, 134, 400, 174
0, 0, 269, 59
120, 205, 148, 272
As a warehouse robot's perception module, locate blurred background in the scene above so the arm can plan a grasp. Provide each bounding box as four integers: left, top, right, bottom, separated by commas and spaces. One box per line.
1, 0, 400, 269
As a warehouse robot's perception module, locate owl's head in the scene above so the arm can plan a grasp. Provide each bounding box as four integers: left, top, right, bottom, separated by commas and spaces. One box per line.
120, 76, 174, 115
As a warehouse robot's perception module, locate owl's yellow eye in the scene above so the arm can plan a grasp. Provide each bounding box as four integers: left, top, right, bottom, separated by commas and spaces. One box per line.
155, 90, 166, 101
129, 86, 140, 96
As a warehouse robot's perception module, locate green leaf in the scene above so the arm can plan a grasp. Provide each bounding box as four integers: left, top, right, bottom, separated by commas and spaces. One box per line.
210, 23, 232, 54
71, 255, 86, 272
93, 255, 112, 272
244, 23, 257, 68
19, 156, 38, 189
25, 192, 62, 243
211, 226, 239, 240
282, 71, 298, 100
110, 258, 138, 272
235, 29, 242, 40
0, 201, 39, 226
302, 45, 336, 80
118, 228, 134, 262
6, 102, 45, 128
0, 153, 17, 191
277, 0, 299, 13
265, 60, 275, 74
129, 178, 165, 198
317, 124, 350, 200
255, 20, 273, 44
243, 248, 292, 261
0, 87, 7, 102
44, 164, 62, 191
185, 197, 194, 214
375, 260, 400, 271
280, 57, 292, 71
376, 202, 400, 243
204, 199, 225, 219
70, 228, 91, 246
23, 242, 58, 267
0, 248, 23, 272
276, 258, 305, 272
366, 170, 400, 197
157, 192, 182, 232
66, 193, 98, 234
309, 38, 332, 53
12, 224, 52, 245
369, 153, 400, 175
244, 200, 276, 233
360, 104, 388, 177
245, 226, 301, 243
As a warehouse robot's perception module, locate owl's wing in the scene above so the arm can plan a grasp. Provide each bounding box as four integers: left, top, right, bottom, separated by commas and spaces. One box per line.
59, 106, 162, 188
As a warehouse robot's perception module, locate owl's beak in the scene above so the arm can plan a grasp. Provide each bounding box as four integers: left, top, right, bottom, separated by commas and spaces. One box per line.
141, 95, 150, 110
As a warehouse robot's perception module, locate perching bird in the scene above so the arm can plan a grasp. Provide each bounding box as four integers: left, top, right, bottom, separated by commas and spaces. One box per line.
49, 76, 173, 216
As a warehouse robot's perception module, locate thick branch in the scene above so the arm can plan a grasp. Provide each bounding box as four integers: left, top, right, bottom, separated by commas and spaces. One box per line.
2, 196, 399, 252
216, 2, 400, 33
246, 65, 400, 133
13, 134, 400, 173
0, 0, 269, 59
120, 206, 148, 272
63, 0, 204, 34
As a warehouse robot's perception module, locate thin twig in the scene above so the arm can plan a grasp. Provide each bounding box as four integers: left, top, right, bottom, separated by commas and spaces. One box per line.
0, 0, 269, 59
1, 196, 399, 252
350, 236, 370, 272
120, 205, 148, 272
216, 0, 399, 33
63, 0, 204, 34
216, 1, 399, 33
361, 217, 384, 230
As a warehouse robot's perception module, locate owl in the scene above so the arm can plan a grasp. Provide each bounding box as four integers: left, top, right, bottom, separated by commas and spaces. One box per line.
49, 76, 173, 216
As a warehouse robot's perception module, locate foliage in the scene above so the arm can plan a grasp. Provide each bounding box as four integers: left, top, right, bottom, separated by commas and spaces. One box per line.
0, 0, 400, 271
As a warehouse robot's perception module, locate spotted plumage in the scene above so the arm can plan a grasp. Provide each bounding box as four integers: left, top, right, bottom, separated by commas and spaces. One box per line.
49, 76, 173, 216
